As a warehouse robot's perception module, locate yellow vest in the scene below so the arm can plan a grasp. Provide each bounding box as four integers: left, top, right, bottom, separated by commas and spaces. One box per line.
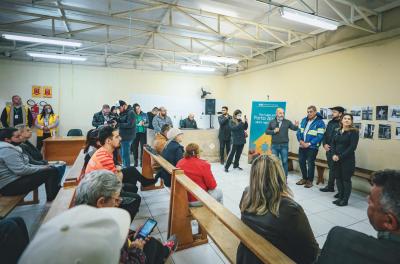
36, 114, 59, 137
5, 105, 29, 127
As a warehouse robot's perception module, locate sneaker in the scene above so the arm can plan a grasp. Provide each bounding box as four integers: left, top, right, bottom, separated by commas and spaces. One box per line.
332, 199, 341, 205
224, 168, 229, 173
164, 234, 178, 255
234, 167, 243, 171
304, 181, 313, 188
336, 200, 348, 207
296, 179, 307, 185
334, 193, 341, 198
320, 186, 335, 192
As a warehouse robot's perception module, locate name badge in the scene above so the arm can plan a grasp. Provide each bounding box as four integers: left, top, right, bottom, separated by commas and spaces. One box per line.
14, 115, 19, 119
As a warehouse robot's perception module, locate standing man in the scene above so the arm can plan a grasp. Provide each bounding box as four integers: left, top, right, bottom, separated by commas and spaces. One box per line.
152, 107, 173, 134
1, 95, 33, 128
320, 106, 344, 193
296, 106, 325, 188
92, 104, 116, 128
147, 107, 159, 130
180, 113, 198, 129
218, 106, 231, 165
265, 108, 299, 176
117, 100, 136, 168
132, 103, 148, 167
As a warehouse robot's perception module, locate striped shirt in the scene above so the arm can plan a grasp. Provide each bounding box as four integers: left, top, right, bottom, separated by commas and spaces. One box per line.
85, 147, 117, 174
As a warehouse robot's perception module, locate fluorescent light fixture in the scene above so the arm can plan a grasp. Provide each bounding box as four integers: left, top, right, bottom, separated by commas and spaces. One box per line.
199, 55, 239, 64
181, 65, 215, 72
2, 33, 82, 47
27, 52, 87, 61
280, 7, 339, 30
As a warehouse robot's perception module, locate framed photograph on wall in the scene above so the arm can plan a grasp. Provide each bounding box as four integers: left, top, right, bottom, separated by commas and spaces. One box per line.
376, 106, 388, 120
389, 105, 400, 122
378, 124, 391, 140
363, 124, 375, 139
351, 106, 362, 121
361, 106, 373, 121
395, 124, 400, 140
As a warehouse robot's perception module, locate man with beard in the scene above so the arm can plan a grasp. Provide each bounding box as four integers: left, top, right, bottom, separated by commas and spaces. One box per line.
265, 108, 299, 176
1, 95, 33, 128
92, 104, 116, 129
152, 106, 173, 134
320, 106, 344, 193
117, 100, 136, 168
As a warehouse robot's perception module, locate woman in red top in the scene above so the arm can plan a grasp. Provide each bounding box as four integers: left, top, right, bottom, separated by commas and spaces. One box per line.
177, 143, 223, 207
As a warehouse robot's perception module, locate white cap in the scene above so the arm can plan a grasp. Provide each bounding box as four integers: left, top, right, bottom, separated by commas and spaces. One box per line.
19, 205, 130, 264
167, 127, 183, 140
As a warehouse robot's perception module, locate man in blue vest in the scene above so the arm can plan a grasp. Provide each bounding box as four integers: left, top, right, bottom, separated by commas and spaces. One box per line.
296, 105, 326, 188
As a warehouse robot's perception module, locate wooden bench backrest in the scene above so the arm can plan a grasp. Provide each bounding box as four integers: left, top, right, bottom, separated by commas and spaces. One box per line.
43, 186, 76, 223
143, 147, 176, 174
63, 149, 85, 187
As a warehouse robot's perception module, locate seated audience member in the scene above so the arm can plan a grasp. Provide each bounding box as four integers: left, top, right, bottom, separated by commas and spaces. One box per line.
0, 217, 29, 264
35, 104, 59, 151
19, 205, 131, 264
156, 128, 184, 187
180, 114, 198, 129
0, 128, 61, 201
152, 107, 173, 134
17, 125, 66, 180
152, 124, 171, 172
317, 169, 400, 264
82, 128, 100, 173
237, 154, 319, 264
75, 170, 178, 264
177, 143, 222, 207
85, 126, 157, 192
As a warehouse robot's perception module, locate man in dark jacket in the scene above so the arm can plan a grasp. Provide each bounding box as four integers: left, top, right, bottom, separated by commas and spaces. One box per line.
265, 108, 299, 176
320, 106, 344, 193
147, 107, 159, 130
225, 110, 248, 172
117, 100, 136, 168
317, 170, 400, 264
180, 113, 198, 129
218, 106, 231, 165
92, 104, 116, 128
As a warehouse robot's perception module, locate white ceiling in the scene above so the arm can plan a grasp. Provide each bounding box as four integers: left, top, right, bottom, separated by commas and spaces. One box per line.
0, 0, 398, 74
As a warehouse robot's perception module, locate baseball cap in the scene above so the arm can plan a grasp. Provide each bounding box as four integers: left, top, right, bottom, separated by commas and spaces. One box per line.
167, 127, 183, 140
329, 106, 345, 113
19, 205, 130, 264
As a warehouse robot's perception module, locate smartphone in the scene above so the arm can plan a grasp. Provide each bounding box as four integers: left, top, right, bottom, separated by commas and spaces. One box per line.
136, 218, 158, 239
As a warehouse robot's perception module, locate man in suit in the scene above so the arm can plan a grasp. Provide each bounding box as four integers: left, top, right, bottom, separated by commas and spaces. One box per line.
317, 169, 400, 264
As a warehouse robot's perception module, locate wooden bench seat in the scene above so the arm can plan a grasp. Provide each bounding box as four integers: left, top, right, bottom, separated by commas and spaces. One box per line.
43, 186, 76, 223
0, 189, 39, 219
141, 146, 166, 191
288, 152, 374, 184
63, 149, 85, 187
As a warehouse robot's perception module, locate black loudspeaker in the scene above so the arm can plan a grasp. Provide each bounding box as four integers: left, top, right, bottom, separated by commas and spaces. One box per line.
205, 99, 216, 115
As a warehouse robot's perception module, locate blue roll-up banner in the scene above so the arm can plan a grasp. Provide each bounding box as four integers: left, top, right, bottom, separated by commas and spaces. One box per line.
248, 101, 286, 162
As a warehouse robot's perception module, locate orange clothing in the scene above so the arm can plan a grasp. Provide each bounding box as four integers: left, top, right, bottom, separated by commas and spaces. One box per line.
176, 157, 217, 202
85, 147, 117, 174
151, 133, 168, 171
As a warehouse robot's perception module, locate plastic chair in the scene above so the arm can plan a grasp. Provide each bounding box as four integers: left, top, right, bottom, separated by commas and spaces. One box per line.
67, 129, 83, 136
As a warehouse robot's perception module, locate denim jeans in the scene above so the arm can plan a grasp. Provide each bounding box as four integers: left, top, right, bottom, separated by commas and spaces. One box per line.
298, 147, 319, 182
120, 140, 133, 168
271, 143, 289, 176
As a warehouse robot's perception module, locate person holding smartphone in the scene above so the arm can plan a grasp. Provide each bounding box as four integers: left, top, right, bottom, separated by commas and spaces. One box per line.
225, 109, 248, 172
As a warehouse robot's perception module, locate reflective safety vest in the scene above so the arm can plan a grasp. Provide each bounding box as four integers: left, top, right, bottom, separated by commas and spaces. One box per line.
5, 105, 29, 127
36, 114, 59, 137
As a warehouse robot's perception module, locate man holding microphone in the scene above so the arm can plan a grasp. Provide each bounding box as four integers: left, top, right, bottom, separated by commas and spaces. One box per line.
265, 108, 299, 176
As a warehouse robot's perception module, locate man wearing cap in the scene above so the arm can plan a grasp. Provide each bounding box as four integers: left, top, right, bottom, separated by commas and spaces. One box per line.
117, 100, 136, 168
320, 106, 344, 193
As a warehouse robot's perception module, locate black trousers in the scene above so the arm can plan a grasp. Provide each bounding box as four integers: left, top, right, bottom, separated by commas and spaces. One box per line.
0, 217, 29, 264
36, 132, 51, 151
132, 132, 147, 165
225, 144, 244, 169
334, 156, 355, 202
0, 167, 61, 201
143, 237, 170, 264
121, 166, 157, 193
219, 139, 231, 163
120, 191, 141, 222
326, 152, 336, 190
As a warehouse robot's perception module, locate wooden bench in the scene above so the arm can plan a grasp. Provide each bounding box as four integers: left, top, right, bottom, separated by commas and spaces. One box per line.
288, 152, 374, 184
63, 149, 85, 187
0, 189, 39, 219
42, 186, 76, 223
141, 146, 165, 191
169, 169, 294, 264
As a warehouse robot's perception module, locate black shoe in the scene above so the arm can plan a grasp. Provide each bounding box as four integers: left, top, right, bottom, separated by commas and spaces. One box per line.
134, 162, 138, 167
320, 187, 335, 192
334, 193, 341, 198
332, 199, 342, 205
336, 200, 348, 207
234, 167, 243, 170
220, 161, 224, 165
224, 168, 229, 172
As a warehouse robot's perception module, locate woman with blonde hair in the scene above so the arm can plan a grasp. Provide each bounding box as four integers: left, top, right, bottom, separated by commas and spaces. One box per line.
237, 155, 318, 264
177, 143, 223, 207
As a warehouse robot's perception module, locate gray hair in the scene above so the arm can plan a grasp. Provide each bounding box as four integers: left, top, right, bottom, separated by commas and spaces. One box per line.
75, 170, 122, 207
15, 124, 26, 131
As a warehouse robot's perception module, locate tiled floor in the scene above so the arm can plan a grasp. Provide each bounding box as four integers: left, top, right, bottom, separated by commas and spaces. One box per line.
9, 156, 376, 263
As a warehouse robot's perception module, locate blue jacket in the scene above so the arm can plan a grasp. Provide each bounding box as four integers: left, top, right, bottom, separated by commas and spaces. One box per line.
156, 140, 184, 187
296, 113, 326, 149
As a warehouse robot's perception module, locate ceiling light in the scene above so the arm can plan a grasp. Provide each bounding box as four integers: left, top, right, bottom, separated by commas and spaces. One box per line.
27, 52, 87, 61
280, 7, 339, 31
199, 55, 239, 64
2, 33, 82, 47
181, 65, 215, 72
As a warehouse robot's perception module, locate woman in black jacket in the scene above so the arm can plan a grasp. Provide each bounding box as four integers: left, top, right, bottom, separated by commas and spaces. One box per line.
225, 109, 248, 172
331, 113, 359, 206
237, 155, 319, 264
